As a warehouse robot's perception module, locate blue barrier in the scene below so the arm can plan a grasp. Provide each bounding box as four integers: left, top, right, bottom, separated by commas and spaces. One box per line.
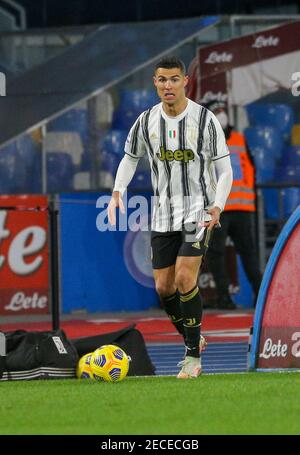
59, 192, 159, 313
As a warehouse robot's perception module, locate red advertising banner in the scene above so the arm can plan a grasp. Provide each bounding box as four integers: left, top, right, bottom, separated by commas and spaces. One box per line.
199, 72, 228, 107
255, 217, 300, 369
189, 20, 300, 105
258, 327, 300, 369
199, 20, 300, 80
0, 195, 49, 315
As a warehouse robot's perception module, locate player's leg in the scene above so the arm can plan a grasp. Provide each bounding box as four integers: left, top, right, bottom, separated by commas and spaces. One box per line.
175, 255, 204, 378
151, 231, 185, 340
152, 266, 185, 338
175, 255, 203, 358
174, 225, 212, 378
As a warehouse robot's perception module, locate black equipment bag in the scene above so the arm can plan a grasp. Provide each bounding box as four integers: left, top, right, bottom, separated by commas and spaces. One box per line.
72, 324, 156, 376
0, 329, 79, 381
0, 324, 155, 381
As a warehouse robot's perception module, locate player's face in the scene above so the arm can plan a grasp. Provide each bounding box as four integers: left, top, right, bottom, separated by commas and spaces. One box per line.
153, 67, 188, 106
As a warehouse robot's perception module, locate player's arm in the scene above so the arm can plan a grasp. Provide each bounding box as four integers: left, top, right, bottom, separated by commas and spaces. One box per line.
207, 155, 233, 226
108, 155, 139, 225
205, 113, 233, 229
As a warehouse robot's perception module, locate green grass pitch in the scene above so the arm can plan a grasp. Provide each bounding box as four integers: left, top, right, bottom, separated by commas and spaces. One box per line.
1, 372, 300, 435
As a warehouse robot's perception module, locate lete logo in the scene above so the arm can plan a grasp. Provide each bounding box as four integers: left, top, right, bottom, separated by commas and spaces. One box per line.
204, 52, 233, 64
259, 332, 300, 359
0, 211, 46, 275
252, 35, 279, 48
201, 91, 228, 104
4, 292, 48, 312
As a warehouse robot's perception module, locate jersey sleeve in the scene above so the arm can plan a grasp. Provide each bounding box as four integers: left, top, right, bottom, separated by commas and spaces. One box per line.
113, 154, 140, 195
124, 114, 147, 159
205, 112, 230, 161
213, 154, 233, 211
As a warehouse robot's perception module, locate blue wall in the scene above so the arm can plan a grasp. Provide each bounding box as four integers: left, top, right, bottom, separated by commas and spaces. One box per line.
59, 192, 159, 313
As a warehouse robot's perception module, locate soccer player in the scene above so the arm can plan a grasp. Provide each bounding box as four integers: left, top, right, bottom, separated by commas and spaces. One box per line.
108, 56, 233, 378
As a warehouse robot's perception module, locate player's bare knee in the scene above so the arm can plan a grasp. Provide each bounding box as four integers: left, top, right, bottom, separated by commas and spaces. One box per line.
155, 280, 176, 298
175, 270, 196, 294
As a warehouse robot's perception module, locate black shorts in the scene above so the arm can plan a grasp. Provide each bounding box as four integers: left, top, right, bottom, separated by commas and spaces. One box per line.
151, 223, 213, 269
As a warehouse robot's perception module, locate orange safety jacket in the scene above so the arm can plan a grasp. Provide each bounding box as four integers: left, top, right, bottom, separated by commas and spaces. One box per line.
225, 131, 256, 212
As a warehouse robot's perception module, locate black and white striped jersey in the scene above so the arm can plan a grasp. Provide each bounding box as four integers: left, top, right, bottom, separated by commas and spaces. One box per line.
124, 98, 229, 232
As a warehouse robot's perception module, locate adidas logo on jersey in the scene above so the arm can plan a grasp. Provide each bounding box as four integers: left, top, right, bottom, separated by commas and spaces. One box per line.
156, 146, 194, 163
192, 241, 201, 249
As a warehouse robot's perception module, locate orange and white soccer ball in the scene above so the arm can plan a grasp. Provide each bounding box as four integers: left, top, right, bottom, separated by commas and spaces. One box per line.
90, 344, 130, 382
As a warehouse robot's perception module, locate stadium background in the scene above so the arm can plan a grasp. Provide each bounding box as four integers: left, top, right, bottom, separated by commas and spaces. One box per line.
0, 1, 299, 377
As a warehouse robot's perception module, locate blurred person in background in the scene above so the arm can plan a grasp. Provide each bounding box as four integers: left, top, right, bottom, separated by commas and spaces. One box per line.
108, 57, 233, 378
204, 101, 262, 310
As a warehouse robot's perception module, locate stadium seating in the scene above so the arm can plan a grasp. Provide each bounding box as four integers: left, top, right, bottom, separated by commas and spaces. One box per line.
46, 152, 74, 192
99, 149, 120, 176
282, 145, 300, 167
244, 126, 283, 162
275, 165, 300, 184
0, 142, 19, 193
262, 188, 280, 220
119, 89, 158, 112
246, 103, 294, 141
263, 182, 300, 221
255, 161, 276, 184
112, 108, 137, 131
17, 134, 41, 190
101, 129, 128, 157
282, 188, 300, 218
73, 170, 113, 190
44, 132, 84, 166
48, 108, 88, 147
0, 137, 40, 193
79, 129, 126, 172
263, 164, 300, 219
130, 170, 152, 190
112, 89, 158, 130
264, 188, 300, 220
242, 127, 281, 192
243, 144, 276, 183
73, 172, 90, 190
97, 149, 120, 189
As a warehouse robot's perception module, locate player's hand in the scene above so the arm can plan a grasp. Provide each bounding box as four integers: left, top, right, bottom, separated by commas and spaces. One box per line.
107, 191, 125, 226
203, 206, 221, 231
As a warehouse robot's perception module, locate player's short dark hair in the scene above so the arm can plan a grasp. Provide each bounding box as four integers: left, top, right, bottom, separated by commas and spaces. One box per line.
154, 56, 186, 75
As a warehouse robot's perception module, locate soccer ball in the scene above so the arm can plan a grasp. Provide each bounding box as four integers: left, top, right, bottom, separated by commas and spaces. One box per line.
76, 352, 94, 379
90, 344, 130, 382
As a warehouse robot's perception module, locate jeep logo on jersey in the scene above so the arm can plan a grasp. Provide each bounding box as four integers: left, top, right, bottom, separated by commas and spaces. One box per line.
156, 147, 194, 163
